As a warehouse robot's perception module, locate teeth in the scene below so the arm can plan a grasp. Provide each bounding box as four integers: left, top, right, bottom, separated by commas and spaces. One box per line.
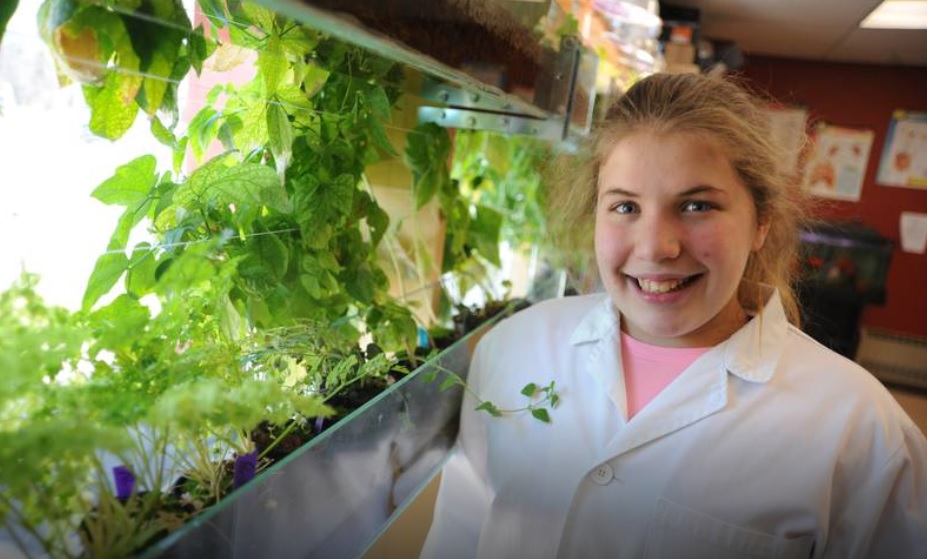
637, 278, 687, 293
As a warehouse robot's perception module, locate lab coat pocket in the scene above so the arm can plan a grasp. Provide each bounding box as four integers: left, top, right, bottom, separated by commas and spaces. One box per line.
643, 498, 814, 559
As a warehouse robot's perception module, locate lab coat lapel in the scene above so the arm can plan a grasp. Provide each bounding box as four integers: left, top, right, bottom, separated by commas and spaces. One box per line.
599, 288, 787, 459
476, 299, 624, 559
602, 353, 728, 459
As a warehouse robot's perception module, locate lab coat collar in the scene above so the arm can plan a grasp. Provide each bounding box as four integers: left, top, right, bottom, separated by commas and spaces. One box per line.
721, 287, 788, 383
567, 287, 788, 384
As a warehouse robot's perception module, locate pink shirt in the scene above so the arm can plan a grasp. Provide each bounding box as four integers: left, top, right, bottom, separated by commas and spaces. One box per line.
621, 331, 711, 419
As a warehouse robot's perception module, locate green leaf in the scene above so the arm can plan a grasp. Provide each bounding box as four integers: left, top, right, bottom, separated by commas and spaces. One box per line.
85, 72, 140, 140
267, 100, 293, 174
240, 226, 289, 281
470, 204, 504, 266
520, 383, 538, 398
367, 116, 397, 157
83, 250, 129, 311
196, 0, 229, 29
181, 158, 292, 214
0, 0, 19, 49
531, 408, 551, 423
405, 123, 452, 210
70, 8, 143, 139
258, 34, 287, 96
239, 2, 276, 34
344, 264, 376, 304
187, 24, 213, 75
126, 242, 158, 297
365, 86, 392, 121
91, 155, 157, 207
90, 294, 150, 351
475, 401, 502, 418
366, 199, 389, 247
439, 376, 457, 392
150, 115, 177, 148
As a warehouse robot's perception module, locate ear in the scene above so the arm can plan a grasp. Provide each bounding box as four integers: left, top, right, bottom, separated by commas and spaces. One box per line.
752, 220, 771, 251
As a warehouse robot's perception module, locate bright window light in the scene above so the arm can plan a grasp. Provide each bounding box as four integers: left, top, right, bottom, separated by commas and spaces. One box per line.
860, 0, 927, 29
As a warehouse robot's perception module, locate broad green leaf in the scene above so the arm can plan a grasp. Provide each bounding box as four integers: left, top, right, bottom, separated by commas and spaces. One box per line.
343, 264, 376, 304
90, 294, 150, 351
0, 0, 18, 49
83, 250, 129, 310
186, 106, 220, 162
367, 116, 397, 157
181, 158, 292, 214
240, 227, 288, 281
239, 2, 276, 35
126, 243, 159, 297
531, 408, 551, 423
70, 7, 143, 139
470, 204, 504, 266
280, 26, 317, 60
196, 0, 229, 29
267, 100, 293, 174
234, 88, 270, 152
302, 63, 329, 99
257, 34, 287, 96
439, 376, 456, 392
406, 124, 451, 209
365, 86, 392, 121
520, 383, 538, 398
186, 24, 213, 75
150, 115, 176, 148
155, 245, 217, 292
139, 50, 174, 116
366, 199, 389, 247
91, 155, 157, 207
85, 72, 140, 140
300, 172, 355, 231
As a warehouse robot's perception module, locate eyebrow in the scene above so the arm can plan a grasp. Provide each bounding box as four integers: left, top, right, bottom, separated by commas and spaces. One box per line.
599, 185, 726, 198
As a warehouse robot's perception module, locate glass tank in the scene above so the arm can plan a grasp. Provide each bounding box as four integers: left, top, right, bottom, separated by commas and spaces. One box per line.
137, 320, 494, 559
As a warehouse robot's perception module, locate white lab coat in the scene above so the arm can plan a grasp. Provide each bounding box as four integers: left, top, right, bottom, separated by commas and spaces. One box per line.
420, 291, 927, 559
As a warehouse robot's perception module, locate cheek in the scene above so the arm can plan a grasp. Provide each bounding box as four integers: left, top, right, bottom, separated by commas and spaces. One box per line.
594, 221, 624, 262
691, 224, 752, 264
689, 227, 733, 261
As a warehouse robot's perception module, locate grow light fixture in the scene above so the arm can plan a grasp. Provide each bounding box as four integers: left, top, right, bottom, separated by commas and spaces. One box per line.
860, 0, 927, 29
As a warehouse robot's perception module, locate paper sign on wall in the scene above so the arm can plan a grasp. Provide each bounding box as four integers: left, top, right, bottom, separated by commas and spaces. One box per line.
764, 105, 808, 175
877, 111, 927, 189
901, 212, 927, 254
803, 125, 874, 202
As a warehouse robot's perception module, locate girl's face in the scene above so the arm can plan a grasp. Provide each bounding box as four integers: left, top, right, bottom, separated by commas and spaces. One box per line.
594, 130, 769, 348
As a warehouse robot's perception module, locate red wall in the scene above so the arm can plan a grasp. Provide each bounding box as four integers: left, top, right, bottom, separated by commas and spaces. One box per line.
739, 56, 927, 339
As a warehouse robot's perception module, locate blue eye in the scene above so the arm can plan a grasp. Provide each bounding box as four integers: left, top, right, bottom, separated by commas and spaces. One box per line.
682, 200, 715, 212
612, 202, 639, 214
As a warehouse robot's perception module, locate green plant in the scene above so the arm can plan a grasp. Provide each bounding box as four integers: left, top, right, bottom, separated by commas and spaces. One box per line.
1, 0, 568, 555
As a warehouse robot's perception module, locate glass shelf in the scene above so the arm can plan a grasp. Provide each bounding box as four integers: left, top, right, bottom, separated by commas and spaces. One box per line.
254, 0, 596, 141
139, 319, 497, 559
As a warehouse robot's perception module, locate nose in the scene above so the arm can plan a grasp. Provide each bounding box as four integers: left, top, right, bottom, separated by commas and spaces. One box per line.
633, 212, 681, 262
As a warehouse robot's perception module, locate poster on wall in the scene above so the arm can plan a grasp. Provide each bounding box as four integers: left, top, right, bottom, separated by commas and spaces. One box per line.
803, 124, 874, 202
764, 104, 808, 175
876, 110, 927, 189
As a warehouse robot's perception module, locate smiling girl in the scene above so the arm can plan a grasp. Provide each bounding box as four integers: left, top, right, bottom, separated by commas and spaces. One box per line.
421, 72, 927, 559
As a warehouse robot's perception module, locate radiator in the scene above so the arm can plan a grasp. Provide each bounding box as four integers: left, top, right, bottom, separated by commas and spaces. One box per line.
856, 328, 927, 390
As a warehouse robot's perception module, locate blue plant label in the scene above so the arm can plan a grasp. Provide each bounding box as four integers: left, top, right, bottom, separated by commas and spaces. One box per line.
233, 451, 258, 489
113, 465, 136, 500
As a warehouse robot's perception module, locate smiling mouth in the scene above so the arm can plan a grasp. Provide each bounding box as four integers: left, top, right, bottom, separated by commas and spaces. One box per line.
633, 275, 700, 294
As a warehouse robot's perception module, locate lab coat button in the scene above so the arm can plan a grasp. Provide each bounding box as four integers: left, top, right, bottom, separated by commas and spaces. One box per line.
590, 463, 613, 485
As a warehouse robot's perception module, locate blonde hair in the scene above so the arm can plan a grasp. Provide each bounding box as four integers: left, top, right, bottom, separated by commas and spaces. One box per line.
548, 72, 810, 325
